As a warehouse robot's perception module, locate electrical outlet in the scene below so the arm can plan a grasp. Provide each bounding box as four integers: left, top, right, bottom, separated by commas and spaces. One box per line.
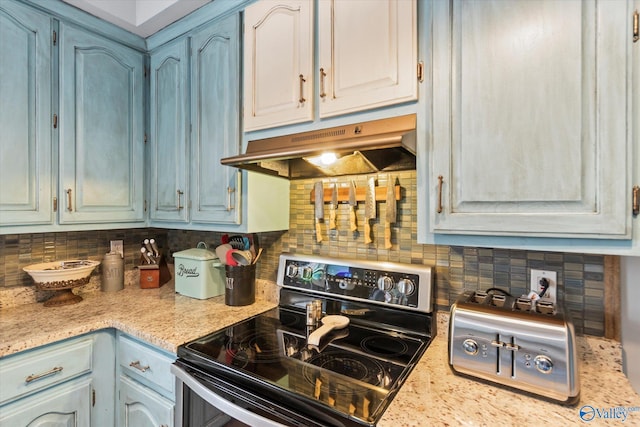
110, 240, 124, 258
529, 269, 557, 304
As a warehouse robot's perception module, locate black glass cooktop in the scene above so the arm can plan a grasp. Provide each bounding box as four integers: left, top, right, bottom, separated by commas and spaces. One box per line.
178, 305, 431, 425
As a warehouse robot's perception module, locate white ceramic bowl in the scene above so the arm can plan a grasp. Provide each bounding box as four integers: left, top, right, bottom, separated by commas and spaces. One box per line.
23, 260, 100, 285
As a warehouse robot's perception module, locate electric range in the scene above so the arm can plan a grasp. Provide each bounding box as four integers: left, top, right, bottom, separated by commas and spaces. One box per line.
173, 253, 435, 427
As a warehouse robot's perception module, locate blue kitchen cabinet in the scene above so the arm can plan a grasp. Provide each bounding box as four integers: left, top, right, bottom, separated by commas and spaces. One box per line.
428, 0, 632, 240
58, 22, 145, 224
149, 37, 190, 223
0, 331, 115, 427
0, 0, 53, 226
149, 11, 290, 231
189, 13, 241, 225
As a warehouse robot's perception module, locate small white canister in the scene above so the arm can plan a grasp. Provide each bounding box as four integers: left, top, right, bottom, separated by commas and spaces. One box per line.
173, 242, 225, 299
102, 251, 124, 292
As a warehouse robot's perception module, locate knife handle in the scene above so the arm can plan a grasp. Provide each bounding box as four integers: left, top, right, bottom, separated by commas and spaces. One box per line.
384, 221, 392, 249
316, 220, 323, 243
364, 221, 372, 244
329, 207, 336, 230
349, 208, 357, 232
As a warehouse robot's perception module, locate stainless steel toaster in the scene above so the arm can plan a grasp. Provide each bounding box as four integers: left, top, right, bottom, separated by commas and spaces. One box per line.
448, 289, 580, 404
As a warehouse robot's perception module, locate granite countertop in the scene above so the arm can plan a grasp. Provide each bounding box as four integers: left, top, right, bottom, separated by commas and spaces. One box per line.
1, 280, 638, 426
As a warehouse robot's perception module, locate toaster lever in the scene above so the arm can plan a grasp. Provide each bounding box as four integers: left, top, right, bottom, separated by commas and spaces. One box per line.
490, 339, 504, 348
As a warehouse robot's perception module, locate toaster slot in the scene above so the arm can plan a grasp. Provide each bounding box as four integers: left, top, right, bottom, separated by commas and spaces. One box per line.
490, 294, 506, 308
515, 297, 532, 311
472, 291, 489, 304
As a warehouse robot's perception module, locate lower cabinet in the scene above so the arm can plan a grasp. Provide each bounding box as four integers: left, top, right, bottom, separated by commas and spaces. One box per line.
0, 330, 115, 427
0, 330, 177, 427
116, 332, 176, 427
119, 375, 174, 427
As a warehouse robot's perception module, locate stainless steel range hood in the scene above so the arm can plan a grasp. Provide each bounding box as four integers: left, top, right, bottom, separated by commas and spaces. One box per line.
221, 114, 416, 179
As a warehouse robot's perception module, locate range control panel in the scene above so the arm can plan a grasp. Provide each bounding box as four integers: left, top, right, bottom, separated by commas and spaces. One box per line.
276, 253, 433, 313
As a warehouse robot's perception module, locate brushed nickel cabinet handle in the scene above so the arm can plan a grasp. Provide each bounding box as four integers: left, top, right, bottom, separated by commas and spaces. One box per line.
53, 114, 58, 129
66, 188, 73, 212
177, 189, 184, 211
129, 361, 150, 373
25, 366, 63, 383
319, 68, 327, 98
298, 74, 306, 104
633, 185, 639, 216
437, 175, 444, 214
227, 187, 235, 212
634, 10, 639, 43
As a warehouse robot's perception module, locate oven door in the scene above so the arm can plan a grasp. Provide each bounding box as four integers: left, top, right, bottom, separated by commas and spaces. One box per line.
172, 363, 335, 427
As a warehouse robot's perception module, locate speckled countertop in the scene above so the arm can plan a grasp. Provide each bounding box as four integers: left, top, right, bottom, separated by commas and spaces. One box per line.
1, 279, 638, 426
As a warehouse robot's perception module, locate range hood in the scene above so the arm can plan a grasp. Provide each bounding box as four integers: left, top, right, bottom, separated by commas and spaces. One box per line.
221, 114, 417, 179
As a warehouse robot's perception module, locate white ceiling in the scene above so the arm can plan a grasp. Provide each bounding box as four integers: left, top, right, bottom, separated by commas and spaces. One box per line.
62, 0, 211, 37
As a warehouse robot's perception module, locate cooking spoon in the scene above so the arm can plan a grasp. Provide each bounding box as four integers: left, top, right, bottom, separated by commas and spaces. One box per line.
307, 315, 350, 347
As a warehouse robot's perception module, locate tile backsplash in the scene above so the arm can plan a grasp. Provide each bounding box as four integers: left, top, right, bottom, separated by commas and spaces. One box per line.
1, 172, 610, 336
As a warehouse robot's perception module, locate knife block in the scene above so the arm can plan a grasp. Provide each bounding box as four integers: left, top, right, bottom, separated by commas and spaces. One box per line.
138, 253, 171, 289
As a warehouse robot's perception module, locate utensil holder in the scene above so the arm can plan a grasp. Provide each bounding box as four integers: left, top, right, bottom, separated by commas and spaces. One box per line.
224, 264, 256, 306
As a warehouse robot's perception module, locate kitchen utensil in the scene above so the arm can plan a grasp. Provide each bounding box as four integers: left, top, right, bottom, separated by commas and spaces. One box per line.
143, 238, 154, 255
229, 235, 247, 250
329, 183, 338, 230
215, 244, 233, 265
252, 247, 263, 265
348, 180, 357, 232
385, 176, 396, 249
230, 249, 252, 266
314, 181, 324, 243
364, 177, 376, 244
140, 247, 152, 264
225, 250, 239, 266
307, 315, 350, 346
149, 238, 160, 257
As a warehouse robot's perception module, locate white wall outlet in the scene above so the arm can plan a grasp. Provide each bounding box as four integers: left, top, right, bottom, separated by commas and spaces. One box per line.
530, 269, 557, 304
110, 240, 124, 258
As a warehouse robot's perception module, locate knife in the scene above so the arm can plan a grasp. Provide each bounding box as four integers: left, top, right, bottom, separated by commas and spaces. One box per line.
314, 181, 324, 243
364, 177, 376, 244
348, 180, 357, 232
384, 175, 396, 249
329, 183, 338, 230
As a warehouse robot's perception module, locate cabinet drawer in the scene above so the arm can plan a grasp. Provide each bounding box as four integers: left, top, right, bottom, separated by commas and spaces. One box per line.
118, 335, 175, 398
0, 336, 93, 405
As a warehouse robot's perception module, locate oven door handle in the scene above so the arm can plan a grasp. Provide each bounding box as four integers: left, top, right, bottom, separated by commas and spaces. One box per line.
171, 364, 287, 427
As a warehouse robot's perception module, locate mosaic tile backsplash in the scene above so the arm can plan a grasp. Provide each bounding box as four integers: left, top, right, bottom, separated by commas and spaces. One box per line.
0, 171, 609, 336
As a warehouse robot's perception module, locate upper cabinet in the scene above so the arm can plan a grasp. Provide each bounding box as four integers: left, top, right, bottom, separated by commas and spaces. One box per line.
58, 23, 145, 224
149, 12, 290, 232
0, 1, 53, 226
243, 0, 313, 131
243, 0, 418, 131
430, 0, 633, 239
317, 0, 418, 118
149, 38, 190, 223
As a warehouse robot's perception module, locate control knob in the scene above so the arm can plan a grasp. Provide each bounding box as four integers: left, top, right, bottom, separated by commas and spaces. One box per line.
534, 355, 553, 374
377, 275, 394, 291
396, 278, 415, 295
462, 339, 479, 355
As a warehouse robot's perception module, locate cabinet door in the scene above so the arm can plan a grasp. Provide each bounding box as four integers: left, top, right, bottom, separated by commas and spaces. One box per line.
59, 23, 144, 224
0, 0, 53, 226
431, 0, 630, 238
243, 0, 313, 131
190, 14, 241, 224
149, 38, 189, 223
119, 375, 173, 427
318, 0, 417, 118
0, 377, 91, 427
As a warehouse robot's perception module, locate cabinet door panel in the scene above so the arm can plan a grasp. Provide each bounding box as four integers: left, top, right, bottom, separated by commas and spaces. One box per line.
0, 1, 52, 226
0, 377, 91, 427
59, 23, 144, 224
150, 38, 189, 222
318, 0, 417, 117
243, 0, 313, 131
119, 375, 173, 427
431, 0, 629, 238
190, 14, 241, 224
